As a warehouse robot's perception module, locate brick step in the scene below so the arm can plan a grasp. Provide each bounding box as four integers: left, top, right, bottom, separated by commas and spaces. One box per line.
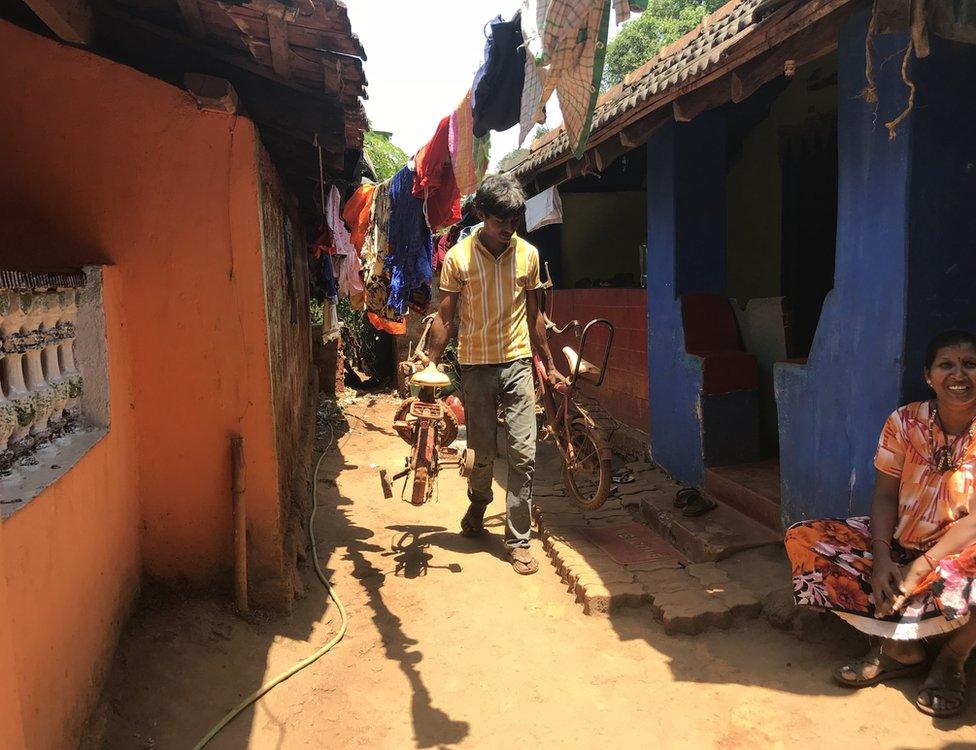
635, 485, 782, 564
703, 462, 782, 532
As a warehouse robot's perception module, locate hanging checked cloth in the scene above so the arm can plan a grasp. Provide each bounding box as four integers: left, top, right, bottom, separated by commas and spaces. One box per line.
522, 0, 614, 158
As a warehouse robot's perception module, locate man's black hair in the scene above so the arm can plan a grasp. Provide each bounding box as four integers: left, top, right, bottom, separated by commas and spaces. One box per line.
924, 330, 976, 370
473, 173, 527, 220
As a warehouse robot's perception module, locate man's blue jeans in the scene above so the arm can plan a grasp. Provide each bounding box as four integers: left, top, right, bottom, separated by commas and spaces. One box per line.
460, 359, 536, 549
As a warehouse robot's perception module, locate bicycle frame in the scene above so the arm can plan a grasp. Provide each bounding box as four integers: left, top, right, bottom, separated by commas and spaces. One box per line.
533, 263, 614, 468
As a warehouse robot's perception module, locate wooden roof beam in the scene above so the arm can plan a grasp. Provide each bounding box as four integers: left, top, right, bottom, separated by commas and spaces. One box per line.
673, 75, 733, 122
22, 0, 93, 44
266, 12, 291, 78
730, 16, 842, 104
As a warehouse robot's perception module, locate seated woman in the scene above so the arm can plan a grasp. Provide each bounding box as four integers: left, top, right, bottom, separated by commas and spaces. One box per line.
785, 330, 976, 718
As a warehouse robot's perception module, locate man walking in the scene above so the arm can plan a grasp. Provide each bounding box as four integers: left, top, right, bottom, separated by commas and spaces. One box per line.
427, 174, 563, 575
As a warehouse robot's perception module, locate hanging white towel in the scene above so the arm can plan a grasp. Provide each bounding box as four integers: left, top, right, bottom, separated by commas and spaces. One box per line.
327, 185, 365, 301
525, 186, 563, 232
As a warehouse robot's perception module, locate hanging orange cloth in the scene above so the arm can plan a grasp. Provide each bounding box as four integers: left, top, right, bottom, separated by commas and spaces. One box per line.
342, 183, 377, 253
367, 312, 406, 336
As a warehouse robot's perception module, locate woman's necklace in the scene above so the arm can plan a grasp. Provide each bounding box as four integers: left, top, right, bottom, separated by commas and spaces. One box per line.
928, 401, 976, 473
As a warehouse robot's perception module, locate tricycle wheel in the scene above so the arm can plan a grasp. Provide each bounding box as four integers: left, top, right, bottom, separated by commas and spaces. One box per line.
410, 465, 430, 506
562, 421, 611, 510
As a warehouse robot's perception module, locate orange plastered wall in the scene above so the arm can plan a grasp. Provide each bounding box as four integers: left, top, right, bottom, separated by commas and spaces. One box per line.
0, 518, 27, 749
1, 268, 141, 749
0, 20, 283, 746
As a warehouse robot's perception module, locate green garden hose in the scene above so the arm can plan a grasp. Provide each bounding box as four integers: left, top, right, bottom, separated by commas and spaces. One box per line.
192, 437, 347, 749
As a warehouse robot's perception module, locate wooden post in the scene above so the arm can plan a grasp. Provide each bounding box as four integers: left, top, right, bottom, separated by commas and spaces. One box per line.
231, 436, 248, 613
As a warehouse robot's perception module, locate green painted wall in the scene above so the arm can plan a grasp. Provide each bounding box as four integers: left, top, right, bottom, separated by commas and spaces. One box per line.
559, 192, 647, 288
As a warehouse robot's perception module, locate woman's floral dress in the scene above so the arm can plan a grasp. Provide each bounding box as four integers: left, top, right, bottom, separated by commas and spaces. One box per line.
785, 402, 976, 639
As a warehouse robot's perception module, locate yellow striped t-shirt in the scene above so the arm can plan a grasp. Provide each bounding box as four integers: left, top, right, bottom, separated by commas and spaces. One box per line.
439, 230, 543, 365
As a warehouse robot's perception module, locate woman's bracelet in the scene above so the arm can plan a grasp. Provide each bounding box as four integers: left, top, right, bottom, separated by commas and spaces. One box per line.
871, 538, 891, 549
922, 552, 937, 570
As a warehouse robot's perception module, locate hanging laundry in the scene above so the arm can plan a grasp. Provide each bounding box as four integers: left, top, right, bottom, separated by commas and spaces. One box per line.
311, 245, 338, 303
471, 12, 526, 138
367, 312, 406, 336
342, 182, 377, 253
432, 225, 461, 273
523, 0, 613, 158
525, 186, 563, 232
386, 166, 433, 316
360, 179, 404, 330
323, 298, 341, 343
519, 1, 548, 145
412, 116, 461, 233
449, 90, 491, 196
327, 185, 365, 307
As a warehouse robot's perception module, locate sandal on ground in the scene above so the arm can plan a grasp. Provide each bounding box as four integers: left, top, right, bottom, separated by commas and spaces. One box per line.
508, 547, 539, 576
460, 513, 486, 537
673, 487, 698, 509
612, 468, 635, 484
832, 653, 928, 689
678, 489, 717, 517
916, 661, 967, 717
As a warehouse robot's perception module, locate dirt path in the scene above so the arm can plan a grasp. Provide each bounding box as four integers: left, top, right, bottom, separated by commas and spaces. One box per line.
92, 397, 974, 749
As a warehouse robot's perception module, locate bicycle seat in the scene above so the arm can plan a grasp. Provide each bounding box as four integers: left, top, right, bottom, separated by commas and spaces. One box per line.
410, 362, 452, 388
562, 346, 602, 384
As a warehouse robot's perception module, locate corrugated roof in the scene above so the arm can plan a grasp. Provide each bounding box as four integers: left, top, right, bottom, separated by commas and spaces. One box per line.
512, 0, 787, 178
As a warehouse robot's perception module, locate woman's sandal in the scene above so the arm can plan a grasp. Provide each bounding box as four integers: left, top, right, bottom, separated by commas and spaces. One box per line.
916, 662, 967, 717
832, 653, 929, 689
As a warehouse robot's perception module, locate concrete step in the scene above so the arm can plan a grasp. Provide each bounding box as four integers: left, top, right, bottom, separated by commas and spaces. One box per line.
703, 461, 782, 532
635, 484, 782, 564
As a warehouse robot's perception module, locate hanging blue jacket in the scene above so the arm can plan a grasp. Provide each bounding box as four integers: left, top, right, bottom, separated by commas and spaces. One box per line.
385, 166, 433, 315
471, 12, 525, 138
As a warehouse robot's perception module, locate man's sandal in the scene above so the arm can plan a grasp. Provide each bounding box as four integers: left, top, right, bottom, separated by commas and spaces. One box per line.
916, 662, 967, 717
832, 653, 928, 688
508, 547, 539, 575
460, 514, 486, 537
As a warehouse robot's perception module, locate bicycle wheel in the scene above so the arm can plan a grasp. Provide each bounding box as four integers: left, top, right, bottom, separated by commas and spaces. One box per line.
561, 420, 611, 510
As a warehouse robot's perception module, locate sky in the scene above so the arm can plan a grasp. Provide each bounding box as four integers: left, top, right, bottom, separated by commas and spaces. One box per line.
343, 1, 631, 168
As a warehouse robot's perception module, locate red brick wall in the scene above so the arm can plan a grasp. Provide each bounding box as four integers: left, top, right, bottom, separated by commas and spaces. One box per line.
547, 289, 649, 430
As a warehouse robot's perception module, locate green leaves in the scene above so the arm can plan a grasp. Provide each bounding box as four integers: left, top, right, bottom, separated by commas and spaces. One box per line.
364, 131, 408, 182
603, 0, 726, 88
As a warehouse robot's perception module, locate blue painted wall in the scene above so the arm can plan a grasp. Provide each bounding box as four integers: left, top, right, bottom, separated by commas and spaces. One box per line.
902, 35, 976, 402
646, 114, 727, 484
775, 8, 912, 524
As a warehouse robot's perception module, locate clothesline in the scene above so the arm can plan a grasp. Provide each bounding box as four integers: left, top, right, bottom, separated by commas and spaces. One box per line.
319, 1, 647, 334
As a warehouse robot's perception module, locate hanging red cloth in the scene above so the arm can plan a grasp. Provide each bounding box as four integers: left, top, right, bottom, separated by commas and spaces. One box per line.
412, 116, 462, 232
